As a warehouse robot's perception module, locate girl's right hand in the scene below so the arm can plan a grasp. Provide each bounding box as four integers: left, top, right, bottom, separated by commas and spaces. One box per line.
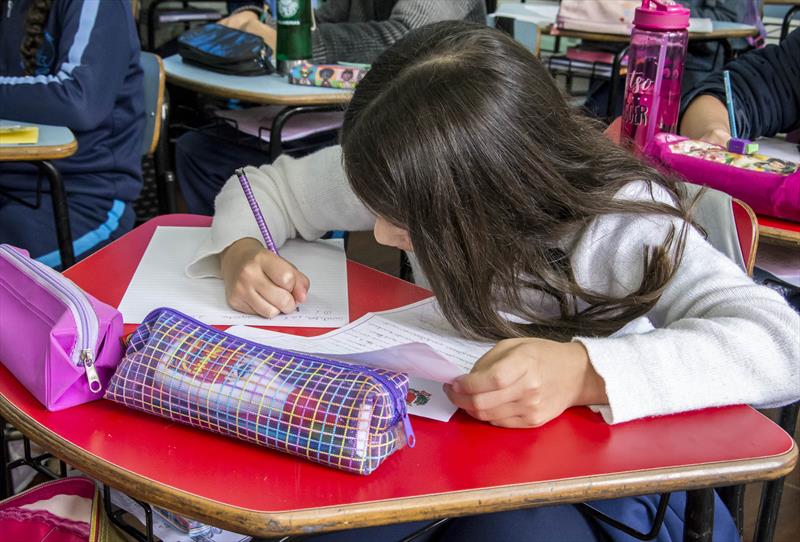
220, 238, 310, 318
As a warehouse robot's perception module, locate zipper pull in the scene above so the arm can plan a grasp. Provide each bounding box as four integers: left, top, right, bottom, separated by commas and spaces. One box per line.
402, 412, 415, 448
81, 350, 102, 393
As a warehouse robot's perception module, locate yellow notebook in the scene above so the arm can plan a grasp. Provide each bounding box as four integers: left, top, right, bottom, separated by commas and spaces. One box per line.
0, 125, 40, 145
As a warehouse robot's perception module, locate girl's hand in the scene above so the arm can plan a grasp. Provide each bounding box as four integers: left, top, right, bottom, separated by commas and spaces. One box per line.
220, 238, 310, 318
443, 338, 608, 428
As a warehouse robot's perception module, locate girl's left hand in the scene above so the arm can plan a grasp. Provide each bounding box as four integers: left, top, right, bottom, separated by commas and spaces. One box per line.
443, 338, 608, 428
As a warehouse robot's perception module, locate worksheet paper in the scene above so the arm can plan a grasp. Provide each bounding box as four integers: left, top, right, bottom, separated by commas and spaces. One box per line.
229, 298, 495, 422
118, 227, 349, 327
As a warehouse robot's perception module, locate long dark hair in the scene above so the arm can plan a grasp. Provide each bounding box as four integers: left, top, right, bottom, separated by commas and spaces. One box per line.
21, 0, 53, 75
341, 21, 694, 342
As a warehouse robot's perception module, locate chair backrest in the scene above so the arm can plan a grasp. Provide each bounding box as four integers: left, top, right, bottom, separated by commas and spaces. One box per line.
682, 183, 758, 276
140, 52, 165, 158
731, 198, 759, 276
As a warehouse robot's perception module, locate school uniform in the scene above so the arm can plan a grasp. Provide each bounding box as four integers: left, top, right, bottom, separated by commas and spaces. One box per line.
175, 0, 487, 216
184, 145, 800, 540
0, 0, 144, 268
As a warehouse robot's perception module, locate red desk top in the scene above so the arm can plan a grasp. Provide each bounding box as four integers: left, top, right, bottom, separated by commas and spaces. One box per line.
1, 215, 796, 536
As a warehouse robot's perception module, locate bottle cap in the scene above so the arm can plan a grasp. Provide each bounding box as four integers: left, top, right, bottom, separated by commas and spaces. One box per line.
634, 0, 690, 31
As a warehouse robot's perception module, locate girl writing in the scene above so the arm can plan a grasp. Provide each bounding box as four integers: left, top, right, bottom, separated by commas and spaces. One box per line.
188, 22, 799, 541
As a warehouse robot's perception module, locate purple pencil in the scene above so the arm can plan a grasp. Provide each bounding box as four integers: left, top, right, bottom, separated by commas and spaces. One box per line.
235, 168, 279, 256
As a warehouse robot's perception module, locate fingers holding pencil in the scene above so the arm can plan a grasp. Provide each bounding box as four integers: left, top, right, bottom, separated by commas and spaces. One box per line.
221, 238, 310, 318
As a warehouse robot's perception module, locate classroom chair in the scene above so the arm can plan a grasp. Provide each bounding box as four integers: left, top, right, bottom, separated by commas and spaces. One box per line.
135, 52, 178, 222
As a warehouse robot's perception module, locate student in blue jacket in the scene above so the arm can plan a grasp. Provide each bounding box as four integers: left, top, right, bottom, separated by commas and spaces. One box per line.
0, 0, 144, 268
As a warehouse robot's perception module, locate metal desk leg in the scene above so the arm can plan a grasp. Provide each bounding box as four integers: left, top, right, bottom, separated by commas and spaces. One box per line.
37, 160, 75, 268
754, 402, 799, 542
684, 488, 715, 542
268, 105, 344, 162
0, 417, 9, 499
607, 46, 629, 123
781, 5, 800, 43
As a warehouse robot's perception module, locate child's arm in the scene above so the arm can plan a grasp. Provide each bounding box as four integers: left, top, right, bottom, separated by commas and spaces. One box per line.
681, 28, 800, 140
310, 0, 483, 63
573, 184, 799, 424
186, 145, 374, 316
186, 145, 374, 278
0, 0, 136, 132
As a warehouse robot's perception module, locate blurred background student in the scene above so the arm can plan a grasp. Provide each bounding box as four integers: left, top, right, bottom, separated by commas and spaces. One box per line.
175, 0, 487, 216
0, 0, 144, 268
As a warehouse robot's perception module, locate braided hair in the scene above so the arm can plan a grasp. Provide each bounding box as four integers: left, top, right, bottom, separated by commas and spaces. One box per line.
20, 0, 53, 75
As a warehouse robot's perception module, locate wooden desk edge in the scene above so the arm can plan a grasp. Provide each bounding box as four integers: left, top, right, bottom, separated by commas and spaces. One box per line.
542, 24, 758, 42
166, 72, 352, 106
0, 138, 78, 161
759, 224, 800, 245
2, 397, 796, 537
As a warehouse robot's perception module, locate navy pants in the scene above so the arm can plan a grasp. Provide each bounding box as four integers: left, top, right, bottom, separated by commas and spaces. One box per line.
0, 189, 134, 269
299, 492, 738, 542
175, 125, 338, 216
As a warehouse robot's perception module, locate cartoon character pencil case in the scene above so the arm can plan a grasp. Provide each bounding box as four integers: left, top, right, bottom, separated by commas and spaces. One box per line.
646, 133, 800, 221
0, 244, 124, 411
287, 62, 368, 89
104, 307, 415, 475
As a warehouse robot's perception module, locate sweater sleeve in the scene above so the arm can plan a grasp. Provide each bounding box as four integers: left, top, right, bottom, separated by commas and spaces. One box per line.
572, 184, 800, 424
681, 27, 800, 139
185, 145, 375, 278
311, 0, 484, 64
0, 0, 134, 132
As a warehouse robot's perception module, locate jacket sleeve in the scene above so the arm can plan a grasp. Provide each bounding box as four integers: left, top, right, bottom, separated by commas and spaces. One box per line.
0, 0, 136, 132
185, 145, 375, 278
681, 27, 800, 139
311, 0, 484, 64
572, 184, 800, 424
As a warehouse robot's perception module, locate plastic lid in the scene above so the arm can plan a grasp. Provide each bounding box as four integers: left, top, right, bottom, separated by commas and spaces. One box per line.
634, 0, 690, 31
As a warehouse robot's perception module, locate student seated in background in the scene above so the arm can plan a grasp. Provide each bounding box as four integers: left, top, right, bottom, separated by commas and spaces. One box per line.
680, 27, 799, 145
175, 0, 486, 216
186, 22, 800, 542
585, 0, 749, 119
0, 0, 144, 268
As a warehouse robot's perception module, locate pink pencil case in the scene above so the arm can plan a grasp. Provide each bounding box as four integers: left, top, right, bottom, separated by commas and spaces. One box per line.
646, 133, 800, 221
0, 244, 124, 411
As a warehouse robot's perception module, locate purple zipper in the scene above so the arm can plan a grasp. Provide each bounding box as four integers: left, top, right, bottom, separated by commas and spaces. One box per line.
0, 245, 102, 393
144, 306, 415, 448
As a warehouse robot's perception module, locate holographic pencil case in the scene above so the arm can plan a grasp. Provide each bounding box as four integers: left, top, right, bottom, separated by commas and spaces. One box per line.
104, 307, 415, 475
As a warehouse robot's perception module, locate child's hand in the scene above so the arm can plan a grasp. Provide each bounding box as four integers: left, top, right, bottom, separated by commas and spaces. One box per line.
220, 238, 310, 318
443, 338, 607, 428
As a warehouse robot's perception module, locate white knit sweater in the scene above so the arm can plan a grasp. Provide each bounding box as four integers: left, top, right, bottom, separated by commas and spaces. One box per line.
186, 146, 800, 424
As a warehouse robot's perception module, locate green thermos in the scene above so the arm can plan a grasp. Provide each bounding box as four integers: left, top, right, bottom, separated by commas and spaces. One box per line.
276, 0, 314, 74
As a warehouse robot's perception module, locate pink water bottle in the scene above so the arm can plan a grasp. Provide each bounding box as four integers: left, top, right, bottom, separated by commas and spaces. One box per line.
622, 0, 690, 152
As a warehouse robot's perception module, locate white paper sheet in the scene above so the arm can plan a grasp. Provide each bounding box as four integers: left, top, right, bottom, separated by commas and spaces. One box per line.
118, 227, 348, 327
229, 298, 495, 422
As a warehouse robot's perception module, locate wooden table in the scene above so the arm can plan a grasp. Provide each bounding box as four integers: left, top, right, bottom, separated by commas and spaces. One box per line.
0, 214, 796, 540
163, 55, 351, 160
0, 119, 78, 267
